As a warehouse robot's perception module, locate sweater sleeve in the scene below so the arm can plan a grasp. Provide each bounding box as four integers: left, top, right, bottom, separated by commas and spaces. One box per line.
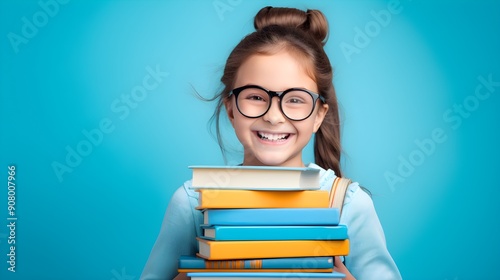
140, 185, 199, 280
341, 183, 402, 280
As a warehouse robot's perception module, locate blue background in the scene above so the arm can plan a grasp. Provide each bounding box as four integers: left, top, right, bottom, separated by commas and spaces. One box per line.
1, 0, 499, 279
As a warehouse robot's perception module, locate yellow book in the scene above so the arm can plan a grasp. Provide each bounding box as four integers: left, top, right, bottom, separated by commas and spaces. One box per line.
197, 238, 349, 260
196, 189, 329, 209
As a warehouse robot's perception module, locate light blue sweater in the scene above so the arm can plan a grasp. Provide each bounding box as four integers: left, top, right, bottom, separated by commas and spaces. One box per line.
140, 163, 402, 279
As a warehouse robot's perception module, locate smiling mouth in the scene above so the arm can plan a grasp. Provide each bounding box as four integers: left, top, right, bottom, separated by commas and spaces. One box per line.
257, 132, 291, 141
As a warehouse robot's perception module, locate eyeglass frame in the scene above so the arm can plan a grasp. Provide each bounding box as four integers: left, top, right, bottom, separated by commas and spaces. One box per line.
229, 85, 327, 121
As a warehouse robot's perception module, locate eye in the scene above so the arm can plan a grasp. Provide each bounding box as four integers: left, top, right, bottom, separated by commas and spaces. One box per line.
246, 94, 266, 101
283, 90, 312, 105
287, 97, 305, 104
240, 88, 268, 103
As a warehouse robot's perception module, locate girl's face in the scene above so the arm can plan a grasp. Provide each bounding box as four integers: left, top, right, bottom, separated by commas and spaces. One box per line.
225, 50, 329, 167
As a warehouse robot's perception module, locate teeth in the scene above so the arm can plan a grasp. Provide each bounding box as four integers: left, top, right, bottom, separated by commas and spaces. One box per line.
258, 132, 289, 141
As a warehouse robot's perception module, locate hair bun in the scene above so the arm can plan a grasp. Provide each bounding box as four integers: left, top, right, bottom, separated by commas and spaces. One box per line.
254, 6, 329, 45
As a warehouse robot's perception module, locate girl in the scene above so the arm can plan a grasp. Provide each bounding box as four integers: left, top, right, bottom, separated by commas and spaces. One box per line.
141, 6, 401, 280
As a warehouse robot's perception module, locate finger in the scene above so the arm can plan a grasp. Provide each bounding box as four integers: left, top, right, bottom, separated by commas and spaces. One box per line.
173, 273, 189, 280
334, 257, 356, 280
334, 257, 348, 273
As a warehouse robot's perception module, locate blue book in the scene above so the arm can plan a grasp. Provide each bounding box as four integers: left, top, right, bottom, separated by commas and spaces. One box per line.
187, 272, 345, 280
189, 165, 320, 190
178, 255, 334, 272
201, 225, 348, 241
202, 208, 340, 226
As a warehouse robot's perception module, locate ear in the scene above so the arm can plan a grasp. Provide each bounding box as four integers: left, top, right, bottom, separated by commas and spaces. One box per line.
224, 97, 235, 126
313, 103, 329, 133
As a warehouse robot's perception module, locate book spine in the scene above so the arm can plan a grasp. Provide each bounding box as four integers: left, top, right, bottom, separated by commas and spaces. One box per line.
190, 166, 320, 190
178, 268, 334, 273
179, 256, 334, 269
187, 271, 346, 279
197, 190, 329, 209
197, 238, 350, 260
202, 225, 348, 241
204, 208, 340, 226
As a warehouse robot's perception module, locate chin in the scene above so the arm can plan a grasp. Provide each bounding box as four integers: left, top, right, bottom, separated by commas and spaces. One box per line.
259, 160, 284, 166
255, 155, 296, 167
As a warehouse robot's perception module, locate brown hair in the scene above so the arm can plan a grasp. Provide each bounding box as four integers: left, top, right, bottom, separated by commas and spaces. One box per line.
210, 6, 343, 176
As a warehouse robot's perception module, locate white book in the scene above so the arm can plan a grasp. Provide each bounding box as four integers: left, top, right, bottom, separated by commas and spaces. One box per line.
189, 165, 320, 190
187, 272, 345, 279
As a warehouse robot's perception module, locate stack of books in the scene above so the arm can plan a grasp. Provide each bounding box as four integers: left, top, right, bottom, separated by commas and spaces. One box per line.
178, 166, 349, 280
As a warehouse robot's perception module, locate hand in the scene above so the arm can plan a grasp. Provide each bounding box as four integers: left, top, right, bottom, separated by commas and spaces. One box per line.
334, 257, 356, 280
173, 273, 189, 280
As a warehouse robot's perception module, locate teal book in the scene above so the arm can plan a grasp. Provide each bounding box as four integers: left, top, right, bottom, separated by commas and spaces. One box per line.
201, 225, 348, 241
202, 208, 340, 226
189, 165, 320, 190
178, 255, 334, 272
187, 271, 345, 280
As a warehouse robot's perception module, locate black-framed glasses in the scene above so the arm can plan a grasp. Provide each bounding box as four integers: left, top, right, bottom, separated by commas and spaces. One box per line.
229, 85, 326, 121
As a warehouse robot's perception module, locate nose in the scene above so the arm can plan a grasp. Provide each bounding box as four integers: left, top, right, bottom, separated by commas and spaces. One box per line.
262, 97, 285, 125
